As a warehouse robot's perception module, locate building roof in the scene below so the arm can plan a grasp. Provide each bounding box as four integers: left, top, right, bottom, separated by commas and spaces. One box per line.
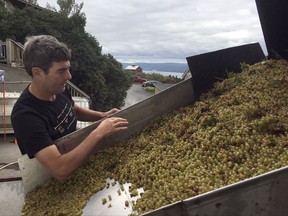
125, 65, 141, 70
4, 0, 45, 10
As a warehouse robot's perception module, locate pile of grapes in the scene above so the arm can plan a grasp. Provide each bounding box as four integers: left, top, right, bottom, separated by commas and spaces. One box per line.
22, 60, 288, 216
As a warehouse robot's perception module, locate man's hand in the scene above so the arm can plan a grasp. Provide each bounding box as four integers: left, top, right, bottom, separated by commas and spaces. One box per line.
104, 108, 120, 118
94, 117, 128, 138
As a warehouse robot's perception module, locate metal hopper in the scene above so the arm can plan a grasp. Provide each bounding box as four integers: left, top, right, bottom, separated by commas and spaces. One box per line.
16, 41, 271, 216
2, 0, 287, 214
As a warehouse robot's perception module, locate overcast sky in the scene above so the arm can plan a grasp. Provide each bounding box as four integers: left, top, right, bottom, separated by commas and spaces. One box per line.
36, 0, 266, 63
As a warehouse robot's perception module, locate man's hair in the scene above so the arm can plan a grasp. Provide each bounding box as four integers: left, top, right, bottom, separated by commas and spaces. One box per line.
23, 35, 71, 76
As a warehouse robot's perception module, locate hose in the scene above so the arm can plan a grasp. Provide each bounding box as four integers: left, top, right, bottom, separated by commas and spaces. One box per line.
0, 161, 18, 171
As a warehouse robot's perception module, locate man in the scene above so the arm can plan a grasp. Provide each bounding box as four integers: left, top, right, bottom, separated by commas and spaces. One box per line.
11, 35, 128, 182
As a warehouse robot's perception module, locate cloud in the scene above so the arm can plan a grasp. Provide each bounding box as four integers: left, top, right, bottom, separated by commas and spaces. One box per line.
37, 0, 266, 63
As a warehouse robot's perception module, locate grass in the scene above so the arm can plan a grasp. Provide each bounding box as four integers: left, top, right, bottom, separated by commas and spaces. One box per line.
143, 86, 155, 94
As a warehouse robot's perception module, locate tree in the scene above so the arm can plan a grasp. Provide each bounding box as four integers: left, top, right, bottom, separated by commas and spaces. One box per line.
0, 2, 9, 40
46, 0, 85, 18
26, 0, 37, 4
90, 54, 131, 110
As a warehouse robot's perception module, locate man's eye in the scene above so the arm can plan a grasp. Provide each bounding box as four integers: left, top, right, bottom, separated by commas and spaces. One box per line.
59, 69, 67, 74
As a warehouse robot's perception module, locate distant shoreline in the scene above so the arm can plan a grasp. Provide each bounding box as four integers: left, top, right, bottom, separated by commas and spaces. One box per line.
143, 70, 183, 78
122, 62, 187, 73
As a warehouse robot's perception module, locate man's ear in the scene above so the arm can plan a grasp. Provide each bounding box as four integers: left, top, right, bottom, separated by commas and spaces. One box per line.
31, 67, 43, 79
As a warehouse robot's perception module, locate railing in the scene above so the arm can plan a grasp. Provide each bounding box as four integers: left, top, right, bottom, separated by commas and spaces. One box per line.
0, 39, 24, 67
66, 81, 90, 101
2, 80, 90, 102
0, 41, 7, 63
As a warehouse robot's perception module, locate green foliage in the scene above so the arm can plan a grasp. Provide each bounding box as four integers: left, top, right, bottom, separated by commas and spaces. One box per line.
56, 0, 85, 17
88, 54, 132, 110
240, 62, 250, 72
143, 86, 155, 94
0, 2, 131, 111
0, 2, 9, 39
125, 70, 181, 84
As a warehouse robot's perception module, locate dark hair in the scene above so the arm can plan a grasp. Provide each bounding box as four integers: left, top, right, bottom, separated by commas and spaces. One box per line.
23, 35, 71, 76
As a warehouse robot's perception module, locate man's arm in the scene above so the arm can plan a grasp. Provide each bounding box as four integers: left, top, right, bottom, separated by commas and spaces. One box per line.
73, 103, 120, 122
35, 116, 128, 182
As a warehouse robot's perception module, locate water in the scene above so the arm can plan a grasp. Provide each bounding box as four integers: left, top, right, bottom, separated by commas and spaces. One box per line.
143, 70, 184, 78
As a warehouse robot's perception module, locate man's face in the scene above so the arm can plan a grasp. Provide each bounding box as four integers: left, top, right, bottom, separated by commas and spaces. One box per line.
42, 61, 72, 95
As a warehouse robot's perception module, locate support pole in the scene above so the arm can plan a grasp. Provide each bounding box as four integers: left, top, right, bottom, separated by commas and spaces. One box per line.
3, 81, 6, 142
0, 70, 5, 143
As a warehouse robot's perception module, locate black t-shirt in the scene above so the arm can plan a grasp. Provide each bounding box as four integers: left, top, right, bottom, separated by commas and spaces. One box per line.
11, 86, 77, 158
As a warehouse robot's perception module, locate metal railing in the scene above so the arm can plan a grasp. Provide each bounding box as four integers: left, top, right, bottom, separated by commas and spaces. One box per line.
2, 80, 90, 101
66, 81, 90, 100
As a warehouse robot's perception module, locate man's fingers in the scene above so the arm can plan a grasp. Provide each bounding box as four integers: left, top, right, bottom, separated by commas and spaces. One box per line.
108, 117, 128, 127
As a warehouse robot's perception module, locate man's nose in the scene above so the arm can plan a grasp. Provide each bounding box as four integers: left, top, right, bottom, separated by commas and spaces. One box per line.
65, 70, 72, 80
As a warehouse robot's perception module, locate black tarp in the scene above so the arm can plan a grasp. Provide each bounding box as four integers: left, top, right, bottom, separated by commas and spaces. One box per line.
186, 43, 266, 98
256, 0, 288, 60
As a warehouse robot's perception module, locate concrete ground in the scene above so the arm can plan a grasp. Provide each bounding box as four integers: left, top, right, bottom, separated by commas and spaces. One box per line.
0, 134, 22, 181
122, 83, 152, 108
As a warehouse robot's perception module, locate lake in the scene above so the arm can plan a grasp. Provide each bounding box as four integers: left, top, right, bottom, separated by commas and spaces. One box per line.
143, 70, 184, 78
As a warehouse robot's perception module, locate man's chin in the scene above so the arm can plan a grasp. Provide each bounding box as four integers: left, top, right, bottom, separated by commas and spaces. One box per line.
57, 85, 66, 94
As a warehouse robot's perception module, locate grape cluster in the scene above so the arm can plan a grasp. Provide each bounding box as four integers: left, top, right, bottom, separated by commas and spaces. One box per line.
22, 60, 288, 216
